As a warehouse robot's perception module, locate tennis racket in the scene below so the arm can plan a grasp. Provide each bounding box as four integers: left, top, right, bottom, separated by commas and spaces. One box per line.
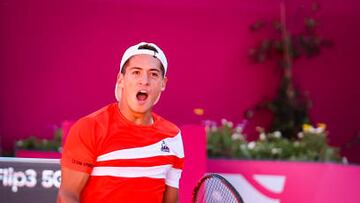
192, 174, 244, 203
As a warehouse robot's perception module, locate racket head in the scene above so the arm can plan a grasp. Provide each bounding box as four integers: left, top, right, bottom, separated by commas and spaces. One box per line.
192, 174, 244, 203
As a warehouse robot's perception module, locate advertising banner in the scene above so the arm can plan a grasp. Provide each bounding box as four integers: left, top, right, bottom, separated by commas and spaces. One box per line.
0, 157, 60, 203
208, 159, 360, 203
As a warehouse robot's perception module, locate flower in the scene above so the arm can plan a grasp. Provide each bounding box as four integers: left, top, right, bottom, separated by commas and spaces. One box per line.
303, 123, 315, 133
203, 120, 216, 133
315, 123, 326, 134
271, 148, 281, 154
248, 141, 256, 149
303, 123, 327, 135
221, 118, 233, 128
232, 133, 243, 140
293, 141, 300, 147
235, 126, 243, 133
221, 118, 228, 126
210, 125, 218, 132
317, 123, 326, 130
207, 120, 342, 163
240, 144, 247, 150
16, 140, 24, 147
203, 120, 217, 128
256, 126, 265, 133
259, 133, 266, 141
273, 131, 282, 138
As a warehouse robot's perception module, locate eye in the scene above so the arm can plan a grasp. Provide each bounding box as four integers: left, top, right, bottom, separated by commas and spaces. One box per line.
150, 72, 160, 78
132, 70, 141, 75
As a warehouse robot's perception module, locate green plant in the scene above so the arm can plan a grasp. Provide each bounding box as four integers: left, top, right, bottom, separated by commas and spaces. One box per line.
206, 119, 248, 158
248, 2, 333, 139
207, 119, 344, 163
15, 128, 63, 152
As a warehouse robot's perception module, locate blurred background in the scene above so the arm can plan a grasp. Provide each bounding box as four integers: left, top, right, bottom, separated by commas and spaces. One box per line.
0, 0, 359, 161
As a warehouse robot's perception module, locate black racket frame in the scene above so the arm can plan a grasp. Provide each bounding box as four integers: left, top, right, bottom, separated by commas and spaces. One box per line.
192, 173, 244, 203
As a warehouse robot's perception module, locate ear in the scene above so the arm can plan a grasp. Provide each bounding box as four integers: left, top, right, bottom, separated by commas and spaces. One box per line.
161, 77, 168, 91
117, 72, 125, 88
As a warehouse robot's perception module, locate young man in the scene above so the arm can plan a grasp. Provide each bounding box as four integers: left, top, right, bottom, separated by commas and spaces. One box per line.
57, 42, 184, 203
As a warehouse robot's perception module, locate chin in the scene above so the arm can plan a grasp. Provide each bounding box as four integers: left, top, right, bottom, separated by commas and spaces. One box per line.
129, 98, 156, 114
132, 105, 152, 114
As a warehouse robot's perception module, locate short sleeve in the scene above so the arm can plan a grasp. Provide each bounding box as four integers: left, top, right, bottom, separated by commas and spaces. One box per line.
165, 132, 185, 188
61, 118, 97, 174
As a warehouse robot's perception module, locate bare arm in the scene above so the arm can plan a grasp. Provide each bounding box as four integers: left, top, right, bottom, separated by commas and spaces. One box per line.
57, 167, 89, 203
163, 185, 179, 203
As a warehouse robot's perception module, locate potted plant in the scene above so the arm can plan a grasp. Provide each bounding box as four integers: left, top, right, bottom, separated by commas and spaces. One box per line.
15, 128, 62, 158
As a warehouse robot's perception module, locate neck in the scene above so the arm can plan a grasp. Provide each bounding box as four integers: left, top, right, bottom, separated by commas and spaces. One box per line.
117, 102, 154, 125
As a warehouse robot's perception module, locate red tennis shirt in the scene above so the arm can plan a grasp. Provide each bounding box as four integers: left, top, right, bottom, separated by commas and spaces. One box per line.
61, 103, 185, 202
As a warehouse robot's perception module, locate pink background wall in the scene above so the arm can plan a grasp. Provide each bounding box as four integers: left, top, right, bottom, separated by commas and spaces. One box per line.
1, 0, 359, 161
208, 159, 360, 203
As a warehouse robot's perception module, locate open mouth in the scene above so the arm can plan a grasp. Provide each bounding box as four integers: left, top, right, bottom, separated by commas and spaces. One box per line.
136, 90, 148, 101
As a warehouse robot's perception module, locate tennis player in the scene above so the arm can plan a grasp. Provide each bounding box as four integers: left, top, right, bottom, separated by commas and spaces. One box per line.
57, 42, 185, 203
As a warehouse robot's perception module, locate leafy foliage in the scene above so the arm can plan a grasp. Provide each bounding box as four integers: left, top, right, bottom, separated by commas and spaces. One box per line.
15, 128, 62, 152
248, 2, 333, 139
207, 120, 343, 163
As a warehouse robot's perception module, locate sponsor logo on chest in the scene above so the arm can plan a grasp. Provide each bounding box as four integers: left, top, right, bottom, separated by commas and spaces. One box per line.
160, 140, 170, 153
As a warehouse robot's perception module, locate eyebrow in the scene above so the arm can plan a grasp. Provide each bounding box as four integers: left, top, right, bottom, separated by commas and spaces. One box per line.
129, 67, 161, 73
149, 68, 161, 73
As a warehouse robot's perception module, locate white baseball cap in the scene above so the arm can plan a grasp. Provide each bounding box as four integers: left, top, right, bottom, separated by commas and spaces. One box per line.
115, 42, 168, 101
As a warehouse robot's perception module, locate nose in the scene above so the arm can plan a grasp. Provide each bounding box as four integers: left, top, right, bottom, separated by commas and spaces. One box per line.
139, 73, 150, 85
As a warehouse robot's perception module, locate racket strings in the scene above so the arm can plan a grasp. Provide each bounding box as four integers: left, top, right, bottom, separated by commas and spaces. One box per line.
196, 177, 239, 203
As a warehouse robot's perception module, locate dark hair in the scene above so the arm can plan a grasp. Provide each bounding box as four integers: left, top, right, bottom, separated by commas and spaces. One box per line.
121, 44, 165, 77
138, 44, 159, 53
